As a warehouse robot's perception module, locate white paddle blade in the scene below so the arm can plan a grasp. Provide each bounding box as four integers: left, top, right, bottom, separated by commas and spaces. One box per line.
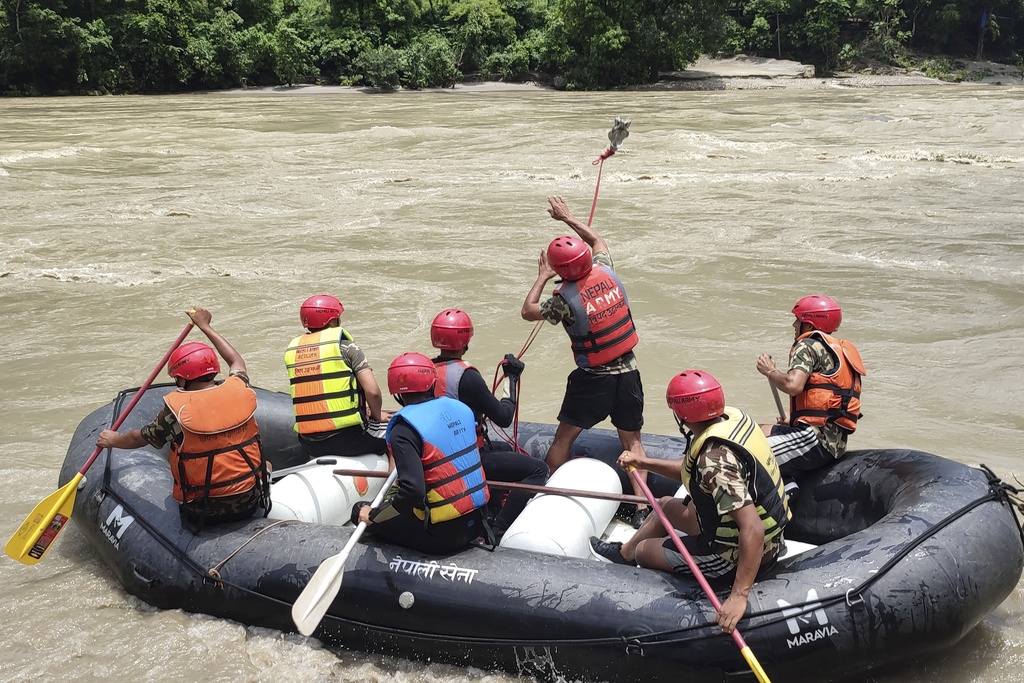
291, 524, 366, 636
291, 469, 398, 636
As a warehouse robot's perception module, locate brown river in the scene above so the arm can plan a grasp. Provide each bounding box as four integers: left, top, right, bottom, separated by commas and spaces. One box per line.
2, 85, 1023, 682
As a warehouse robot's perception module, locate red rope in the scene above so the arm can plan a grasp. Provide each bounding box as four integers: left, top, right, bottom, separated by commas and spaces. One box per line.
491, 145, 618, 454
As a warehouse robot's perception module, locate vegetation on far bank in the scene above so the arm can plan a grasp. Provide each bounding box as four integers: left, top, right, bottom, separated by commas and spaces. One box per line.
2, 0, 1022, 95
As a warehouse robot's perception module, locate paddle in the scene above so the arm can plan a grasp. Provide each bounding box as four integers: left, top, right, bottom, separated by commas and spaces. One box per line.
768, 355, 787, 422
292, 468, 400, 636
330, 468, 648, 506
628, 466, 773, 683
6, 322, 194, 565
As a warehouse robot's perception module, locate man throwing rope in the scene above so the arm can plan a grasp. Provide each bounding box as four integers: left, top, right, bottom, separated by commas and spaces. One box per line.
520, 196, 649, 524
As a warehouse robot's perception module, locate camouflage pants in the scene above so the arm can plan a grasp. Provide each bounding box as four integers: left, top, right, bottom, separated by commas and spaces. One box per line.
181, 486, 260, 526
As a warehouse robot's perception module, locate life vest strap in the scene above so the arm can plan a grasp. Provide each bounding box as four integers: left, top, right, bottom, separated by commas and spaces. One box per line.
289, 369, 355, 385
294, 405, 363, 422
568, 313, 635, 352
427, 480, 488, 510
177, 435, 261, 460
422, 443, 478, 472
430, 460, 484, 489
291, 388, 359, 404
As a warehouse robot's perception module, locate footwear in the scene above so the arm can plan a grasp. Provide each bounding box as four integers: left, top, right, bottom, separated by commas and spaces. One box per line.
785, 481, 800, 506
631, 506, 650, 529
590, 536, 631, 565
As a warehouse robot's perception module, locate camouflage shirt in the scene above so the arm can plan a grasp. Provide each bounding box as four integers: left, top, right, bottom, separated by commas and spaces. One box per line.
338, 339, 372, 375
540, 252, 638, 376
141, 370, 251, 449
693, 443, 783, 565
790, 337, 848, 459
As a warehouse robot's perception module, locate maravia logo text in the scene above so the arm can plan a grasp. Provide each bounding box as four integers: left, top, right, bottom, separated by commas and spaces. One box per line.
100, 505, 135, 549
777, 589, 838, 649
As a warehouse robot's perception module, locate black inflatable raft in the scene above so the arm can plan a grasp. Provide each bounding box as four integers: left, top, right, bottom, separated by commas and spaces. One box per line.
62, 385, 1024, 682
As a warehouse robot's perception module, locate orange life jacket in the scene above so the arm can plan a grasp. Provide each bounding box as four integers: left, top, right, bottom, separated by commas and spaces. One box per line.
554, 264, 639, 368
790, 331, 866, 433
163, 376, 264, 504
432, 358, 487, 449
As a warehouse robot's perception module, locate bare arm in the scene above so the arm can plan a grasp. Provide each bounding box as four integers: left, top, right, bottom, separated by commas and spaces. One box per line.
616, 450, 684, 482
96, 428, 147, 450
717, 504, 765, 634
547, 195, 610, 255
355, 368, 384, 422
756, 353, 808, 396
521, 250, 556, 322
188, 306, 246, 374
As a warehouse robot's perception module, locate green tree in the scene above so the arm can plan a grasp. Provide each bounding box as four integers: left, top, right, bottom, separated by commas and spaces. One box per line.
545, 0, 729, 88
401, 29, 459, 86
354, 43, 400, 87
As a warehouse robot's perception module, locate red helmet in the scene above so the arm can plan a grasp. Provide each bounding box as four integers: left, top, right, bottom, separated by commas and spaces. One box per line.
300, 295, 344, 330
430, 309, 474, 350
168, 342, 220, 381
387, 353, 438, 394
547, 236, 593, 281
666, 371, 725, 423
792, 295, 841, 334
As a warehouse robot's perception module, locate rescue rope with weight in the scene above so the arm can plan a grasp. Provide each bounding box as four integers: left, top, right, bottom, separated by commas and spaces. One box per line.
488, 117, 631, 454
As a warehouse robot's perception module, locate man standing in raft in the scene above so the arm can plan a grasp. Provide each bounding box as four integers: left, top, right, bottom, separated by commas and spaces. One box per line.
285, 295, 389, 459
590, 371, 789, 635
96, 307, 269, 529
429, 309, 548, 540
520, 195, 648, 524
756, 295, 866, 478
352, 353, 489, 554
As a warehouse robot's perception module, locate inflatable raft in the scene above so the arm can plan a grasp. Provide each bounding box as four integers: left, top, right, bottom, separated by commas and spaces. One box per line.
62, 385, 1024, 682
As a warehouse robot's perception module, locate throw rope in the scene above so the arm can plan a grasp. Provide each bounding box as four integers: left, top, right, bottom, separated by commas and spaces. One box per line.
208, 519, 297, 585
493, 117, 632, 453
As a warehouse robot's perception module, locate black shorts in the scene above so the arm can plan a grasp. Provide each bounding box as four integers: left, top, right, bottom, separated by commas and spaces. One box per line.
766, 425, 833, 477
557, 368, 644, 431
299, 424, 387, 459
662, 533, 778, 581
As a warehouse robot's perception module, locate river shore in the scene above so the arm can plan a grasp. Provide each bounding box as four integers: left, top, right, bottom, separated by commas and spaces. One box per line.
218, 54, 1024, 95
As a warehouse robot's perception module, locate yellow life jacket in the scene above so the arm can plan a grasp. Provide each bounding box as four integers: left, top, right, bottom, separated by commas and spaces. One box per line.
285, 327, 363, 434
685, 407, 790, 547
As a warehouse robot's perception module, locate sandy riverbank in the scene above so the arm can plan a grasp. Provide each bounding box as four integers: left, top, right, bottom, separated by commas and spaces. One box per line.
217, 54, 1024, 95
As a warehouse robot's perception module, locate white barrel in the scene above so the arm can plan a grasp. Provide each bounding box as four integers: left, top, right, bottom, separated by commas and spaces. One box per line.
267, 455, 389, 525
499, 457, 622, 558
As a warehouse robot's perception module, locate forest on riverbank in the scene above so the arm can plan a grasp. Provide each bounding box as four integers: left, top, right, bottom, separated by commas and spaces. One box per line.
2, 0, 1022, 94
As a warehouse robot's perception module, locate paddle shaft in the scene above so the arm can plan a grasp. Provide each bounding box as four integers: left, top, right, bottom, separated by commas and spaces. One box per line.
628, 467, 772, 683
767, 355, 787, 422
770, 383, 786, 422
330, 468, 648, 506
292, 469, 400, 635
81, 322, 195, 476
6, 322, 193, 565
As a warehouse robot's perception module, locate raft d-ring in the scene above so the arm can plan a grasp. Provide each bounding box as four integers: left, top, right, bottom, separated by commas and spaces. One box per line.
846, 589, 865, 607
624, 641, 644, 657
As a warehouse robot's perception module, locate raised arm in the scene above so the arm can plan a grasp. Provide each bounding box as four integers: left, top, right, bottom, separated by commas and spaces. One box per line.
187, 306, 246, 374
521, 250, 556, 322
547, 196, 610, 255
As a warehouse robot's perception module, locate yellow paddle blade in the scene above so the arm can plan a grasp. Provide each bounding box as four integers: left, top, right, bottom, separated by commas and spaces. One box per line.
5, 474, 82, 565
741, 646, 772, 683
